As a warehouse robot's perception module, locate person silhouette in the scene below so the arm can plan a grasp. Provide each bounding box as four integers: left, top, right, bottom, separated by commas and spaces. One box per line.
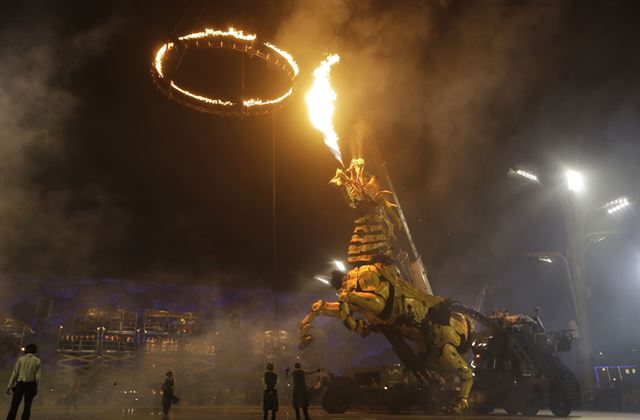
263, 363, 278, 420
6, 344, 41, 420
286, 362, 322, 420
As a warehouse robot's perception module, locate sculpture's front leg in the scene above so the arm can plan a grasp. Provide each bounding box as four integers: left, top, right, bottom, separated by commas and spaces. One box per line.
299, 300, 340, 350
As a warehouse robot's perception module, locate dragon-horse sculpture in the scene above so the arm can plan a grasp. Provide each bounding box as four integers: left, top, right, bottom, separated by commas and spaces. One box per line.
299, 158, 473, 414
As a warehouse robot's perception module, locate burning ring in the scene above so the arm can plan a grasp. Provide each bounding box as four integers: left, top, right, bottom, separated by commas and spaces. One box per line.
151, 27, 299, 117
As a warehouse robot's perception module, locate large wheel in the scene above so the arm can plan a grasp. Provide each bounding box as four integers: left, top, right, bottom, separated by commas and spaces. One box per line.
504, 405, 519, 416
386, 385, 412, 414
549, 375, 577, 417
549, 399, 572, 417
469, 387, 493, 415
521, 389, 541, 416
386, 400, 404, 414
321, 384, 352, 414
415, 386, 438, 415
503, 392, 521, 416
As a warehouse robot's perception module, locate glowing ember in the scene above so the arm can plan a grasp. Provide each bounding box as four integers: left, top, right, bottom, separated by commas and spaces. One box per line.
151, 27, 298, 116
306, 54, 342, 164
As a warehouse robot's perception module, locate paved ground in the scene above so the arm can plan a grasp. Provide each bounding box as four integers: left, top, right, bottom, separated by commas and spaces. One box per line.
7, 405, 639, 420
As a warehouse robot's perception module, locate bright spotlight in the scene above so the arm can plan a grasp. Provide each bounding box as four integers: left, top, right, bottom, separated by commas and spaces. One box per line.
314, 275, 331, 286
508, 168, 540, 184
538, 256, 553, 264
604, 196, 630, 215
508, 167, 540, 183
333, 260, 347, 272
566, 170, 584, 193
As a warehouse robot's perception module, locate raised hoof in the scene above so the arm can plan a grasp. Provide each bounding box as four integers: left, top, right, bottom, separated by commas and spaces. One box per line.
299, 335, 313, 350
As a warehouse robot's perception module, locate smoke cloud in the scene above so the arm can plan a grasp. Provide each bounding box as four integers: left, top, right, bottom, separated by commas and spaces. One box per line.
276, 0, 567, 214
263, 1, 602, 343
273, 0, 571, 300
0, 17, 125, 286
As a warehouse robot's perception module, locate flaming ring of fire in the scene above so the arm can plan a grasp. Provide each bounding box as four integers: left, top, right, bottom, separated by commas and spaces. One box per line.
151, 27, 299, 117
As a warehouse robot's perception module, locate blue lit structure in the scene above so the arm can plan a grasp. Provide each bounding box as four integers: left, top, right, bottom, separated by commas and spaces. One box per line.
594, 365, 638, 386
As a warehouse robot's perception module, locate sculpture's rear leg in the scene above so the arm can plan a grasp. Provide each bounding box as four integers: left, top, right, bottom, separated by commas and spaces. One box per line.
378, 325, 434, 384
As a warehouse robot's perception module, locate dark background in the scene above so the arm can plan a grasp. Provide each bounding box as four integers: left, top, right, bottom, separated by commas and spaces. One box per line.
0, 0, 639, 361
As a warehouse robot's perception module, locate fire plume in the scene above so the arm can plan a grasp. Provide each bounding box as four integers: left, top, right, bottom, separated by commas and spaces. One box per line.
305, 54, 342, 164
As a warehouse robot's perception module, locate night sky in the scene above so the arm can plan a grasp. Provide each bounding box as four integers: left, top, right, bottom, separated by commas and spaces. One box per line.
1, 0, 640, 357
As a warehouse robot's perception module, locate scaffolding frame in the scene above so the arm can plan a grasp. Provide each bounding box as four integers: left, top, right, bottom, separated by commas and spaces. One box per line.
56, 308, 139, 383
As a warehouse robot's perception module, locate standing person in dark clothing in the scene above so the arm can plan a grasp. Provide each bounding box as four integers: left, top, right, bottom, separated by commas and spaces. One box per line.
263, 363, 278, 420
285, 363, 322, 420
5, 343, 40, 420
161, 371, 175, 417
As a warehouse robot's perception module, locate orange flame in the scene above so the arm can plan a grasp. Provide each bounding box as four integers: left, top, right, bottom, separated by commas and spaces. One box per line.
305, 54, 342, 164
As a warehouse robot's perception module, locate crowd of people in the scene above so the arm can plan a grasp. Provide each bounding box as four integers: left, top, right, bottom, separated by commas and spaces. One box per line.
3, 343, 324, 420
10, 343, 637, 418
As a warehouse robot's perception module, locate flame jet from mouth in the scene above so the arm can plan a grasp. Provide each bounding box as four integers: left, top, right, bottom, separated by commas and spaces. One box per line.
305, 54, 342, 164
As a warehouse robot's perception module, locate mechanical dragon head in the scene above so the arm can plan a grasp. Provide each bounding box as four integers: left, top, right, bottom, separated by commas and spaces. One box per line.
330, 158, 402, 237
330, 158, 388, 207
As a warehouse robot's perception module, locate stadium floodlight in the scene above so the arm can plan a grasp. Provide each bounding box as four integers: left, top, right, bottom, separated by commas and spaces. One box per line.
604, 197, 630, 215
333, 260, 347, 273
566, 169, 584, 193
314, 275, 331, 286
508, 167, 540, 183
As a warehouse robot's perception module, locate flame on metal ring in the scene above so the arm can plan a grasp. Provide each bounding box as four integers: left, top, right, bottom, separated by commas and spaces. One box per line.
152, 27, 299, 114
178, 27, 257, 42
264, 42, 299, 77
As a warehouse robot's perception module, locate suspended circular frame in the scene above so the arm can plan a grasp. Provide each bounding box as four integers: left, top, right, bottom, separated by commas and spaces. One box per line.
151, 27, 299, 117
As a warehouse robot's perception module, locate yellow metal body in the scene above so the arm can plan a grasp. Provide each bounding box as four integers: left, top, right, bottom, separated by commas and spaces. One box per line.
299, 159, 473, 413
